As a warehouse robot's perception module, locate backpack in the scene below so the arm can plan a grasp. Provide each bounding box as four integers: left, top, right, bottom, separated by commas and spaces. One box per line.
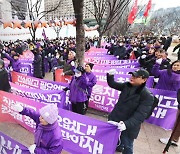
146, 96, 159, 119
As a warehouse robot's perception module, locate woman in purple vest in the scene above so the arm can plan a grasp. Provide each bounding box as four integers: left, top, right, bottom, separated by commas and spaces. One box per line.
151, 60, 180, 91
64, 66, 88, 115
12, 104, 63, 154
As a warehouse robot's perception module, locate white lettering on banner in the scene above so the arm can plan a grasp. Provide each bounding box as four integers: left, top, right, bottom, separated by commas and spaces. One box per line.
58, 116, 97, 136
1, 96, 36, 129
117, 77, 129, 83
11, 87, 61, 103
150, 94, 178, 119
90, 94, 105, 106
20, 67, 29, 74
39, 81, 63, 91
94, 104, 109, 112
151, 108, 167, 119
58, 116, 103, 154
17, 75, 39, 88
0, 136, 22, 154
155, 95, 177, 109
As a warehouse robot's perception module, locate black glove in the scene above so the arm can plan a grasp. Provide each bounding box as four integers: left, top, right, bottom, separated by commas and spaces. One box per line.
63, 87, 69, 91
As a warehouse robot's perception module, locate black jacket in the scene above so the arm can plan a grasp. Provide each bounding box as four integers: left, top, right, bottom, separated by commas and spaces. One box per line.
107, 74, 154, 139
0, 68, 11, 92
33, 53, 43, 79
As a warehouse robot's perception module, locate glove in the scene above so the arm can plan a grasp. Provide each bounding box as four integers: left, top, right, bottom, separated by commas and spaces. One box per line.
11, 104, 23, 112
117, 121, 126, 131
108, 69, 116, 75
28, 144, 36, 154
141, 55, 146, 59
61, 72, 65, 76
156, 58, 163, 65
107, 121, 119, 126
116, 55, 119, 59
71, 61, 75, 67
63, 87, 69, 91
133, 47, 137, 51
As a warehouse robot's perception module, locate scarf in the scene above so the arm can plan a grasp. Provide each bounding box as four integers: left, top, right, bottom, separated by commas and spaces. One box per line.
34, 121, 58, 147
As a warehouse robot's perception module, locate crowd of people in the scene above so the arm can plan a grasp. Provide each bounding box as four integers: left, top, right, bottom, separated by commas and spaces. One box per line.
0, 35, 180, 154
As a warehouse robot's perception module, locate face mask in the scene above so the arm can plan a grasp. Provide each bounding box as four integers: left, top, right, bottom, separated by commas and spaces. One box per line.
56, 55, 59, 59
75, 72, 81, 78
119, 43, 123, 46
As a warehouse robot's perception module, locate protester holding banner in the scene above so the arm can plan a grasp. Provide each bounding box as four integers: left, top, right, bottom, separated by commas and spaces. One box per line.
2, 51, 21, 72
0, 59, 11, 92
107, 68, 154, 153
32, 48, 43, 79
64, 66, 88, 115
151, 60, 180, 91
159, 89, 180, 146
12, 103, 63, 154
84, 63, 97, 111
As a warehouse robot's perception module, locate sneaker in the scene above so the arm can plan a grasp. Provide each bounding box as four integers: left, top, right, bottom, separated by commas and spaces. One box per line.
159, 138, 178, 146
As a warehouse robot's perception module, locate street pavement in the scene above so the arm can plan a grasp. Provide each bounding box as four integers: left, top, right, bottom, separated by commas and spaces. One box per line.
0, 45, 179, 154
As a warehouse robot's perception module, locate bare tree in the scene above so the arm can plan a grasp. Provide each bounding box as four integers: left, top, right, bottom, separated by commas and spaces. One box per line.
85, 0, 131, 46
10, 0, 62, 41
72, 0, 85, 66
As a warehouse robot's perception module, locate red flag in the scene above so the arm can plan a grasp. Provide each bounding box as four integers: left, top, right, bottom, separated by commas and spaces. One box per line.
128, 0, 138, 24
143, 0, 152, 17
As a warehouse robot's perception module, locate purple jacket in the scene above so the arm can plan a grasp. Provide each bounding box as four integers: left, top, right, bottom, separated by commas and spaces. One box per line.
69, 74, 88, 103
4, 53, 21, 72
85, 72, 97, 97
151, 63, 180, 91
20, 108, 63, 154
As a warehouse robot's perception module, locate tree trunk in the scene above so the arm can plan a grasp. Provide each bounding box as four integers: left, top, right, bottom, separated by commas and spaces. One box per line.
72, 0, 85, 66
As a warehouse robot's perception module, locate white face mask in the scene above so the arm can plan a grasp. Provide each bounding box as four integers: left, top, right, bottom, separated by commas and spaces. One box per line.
119, 43, 123, 46
56, 55, 59, 59
75, 72, 81, 78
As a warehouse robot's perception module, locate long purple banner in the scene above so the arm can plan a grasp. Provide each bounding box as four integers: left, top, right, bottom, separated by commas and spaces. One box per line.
0, 91, 119, 154
10, 82, 67, 109
0, 131, 29, 154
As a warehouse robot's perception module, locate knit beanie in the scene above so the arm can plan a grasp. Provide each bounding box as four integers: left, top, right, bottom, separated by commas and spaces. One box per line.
39, 104, 59, 124
86, 63, 94, 70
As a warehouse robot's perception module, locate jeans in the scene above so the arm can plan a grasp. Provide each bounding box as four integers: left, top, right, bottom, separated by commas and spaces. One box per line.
118, 134, 134, 154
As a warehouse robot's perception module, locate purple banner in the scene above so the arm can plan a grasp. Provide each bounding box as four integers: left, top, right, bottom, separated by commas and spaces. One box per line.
0, 91, 120, 154
10, 82, 67, 109
19, 60, 33, 76
93, 72, 154, 88
146, 88, 178, 130
12, 71, 68, 91
0, 131, 29, 154
85, 59, 138, 66
92, 67, 138, 75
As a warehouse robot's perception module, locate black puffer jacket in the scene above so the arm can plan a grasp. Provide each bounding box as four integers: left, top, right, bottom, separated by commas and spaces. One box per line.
33, 53, 43, 79
107, 73, 154, 139
0, 68, 11, 92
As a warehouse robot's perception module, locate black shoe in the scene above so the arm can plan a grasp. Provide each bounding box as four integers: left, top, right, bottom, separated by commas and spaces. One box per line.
116, 145, 124, 152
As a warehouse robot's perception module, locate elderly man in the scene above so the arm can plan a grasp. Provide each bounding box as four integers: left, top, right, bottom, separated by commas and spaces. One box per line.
107, 69, 154, 154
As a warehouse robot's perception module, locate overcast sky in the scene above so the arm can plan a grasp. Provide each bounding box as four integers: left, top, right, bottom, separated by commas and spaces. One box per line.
152, 0, 180, 10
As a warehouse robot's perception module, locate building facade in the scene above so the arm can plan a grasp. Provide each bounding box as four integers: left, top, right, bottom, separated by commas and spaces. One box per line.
11, 0, 27, 20
0, 0, 12, 21
44, 0, 106, 21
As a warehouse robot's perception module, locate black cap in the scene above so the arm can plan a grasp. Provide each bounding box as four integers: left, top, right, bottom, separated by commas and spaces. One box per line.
129, 69, 149, 79
74, 66, 85, 74
86, 63, 94, 70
